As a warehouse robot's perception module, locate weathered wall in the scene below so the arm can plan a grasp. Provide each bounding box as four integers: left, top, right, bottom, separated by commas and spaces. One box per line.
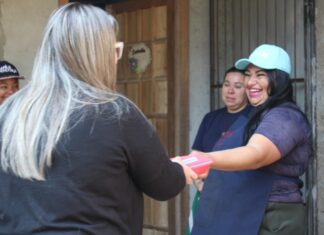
0, 0, 57, 85
189, 0, 210, 149
188, 0, 210, 203
315, 1, 324, 233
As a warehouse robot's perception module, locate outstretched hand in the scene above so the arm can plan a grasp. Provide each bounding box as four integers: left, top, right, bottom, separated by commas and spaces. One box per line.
171, 157, 198, 184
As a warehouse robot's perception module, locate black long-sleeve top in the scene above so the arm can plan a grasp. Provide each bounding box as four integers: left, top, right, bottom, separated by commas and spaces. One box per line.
0, 98, 185, 235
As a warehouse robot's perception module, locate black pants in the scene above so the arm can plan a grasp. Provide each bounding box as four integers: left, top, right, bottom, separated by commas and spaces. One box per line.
258, 202, 306, 235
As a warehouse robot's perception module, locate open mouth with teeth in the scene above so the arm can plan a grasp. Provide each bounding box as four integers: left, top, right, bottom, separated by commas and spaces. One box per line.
248, 88, 262, 98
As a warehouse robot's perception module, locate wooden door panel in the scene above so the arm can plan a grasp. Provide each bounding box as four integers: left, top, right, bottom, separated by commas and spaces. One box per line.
155, 118, 168, 148
154, 80, 167, 114
117, 56, 126, 80
141, 81, 154, 114
115, 13, 125, 41
126, 11, 138, 43
125, 82, 140, 105
143, 229, 168, 235
141, 8, 153, 41
116, 82, 126, 94
153, 200, 169, 227
143, 196, 153, 225
108, 1, 171, 234
153, 6, 167, 39
152, 42, 167, 77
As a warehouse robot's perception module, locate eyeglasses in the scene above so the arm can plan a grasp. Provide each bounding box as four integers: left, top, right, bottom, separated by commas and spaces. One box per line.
115, 41, 124, 60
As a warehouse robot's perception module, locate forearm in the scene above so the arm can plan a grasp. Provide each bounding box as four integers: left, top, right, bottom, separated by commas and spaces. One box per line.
206, 146, 264, 171
142, 161, 186, 201
205, 134, 281, 171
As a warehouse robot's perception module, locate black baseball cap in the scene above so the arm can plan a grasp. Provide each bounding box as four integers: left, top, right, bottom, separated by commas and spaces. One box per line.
0, 61, 24, 81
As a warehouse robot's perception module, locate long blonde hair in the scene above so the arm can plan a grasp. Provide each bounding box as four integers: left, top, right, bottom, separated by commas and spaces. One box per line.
0, 3, 123, 180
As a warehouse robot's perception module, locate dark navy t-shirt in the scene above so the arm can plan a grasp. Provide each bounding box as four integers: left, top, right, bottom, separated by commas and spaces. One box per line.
192, 106, 252, 152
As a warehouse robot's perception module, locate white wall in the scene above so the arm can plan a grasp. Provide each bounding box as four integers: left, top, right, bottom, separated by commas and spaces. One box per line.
0, 0, 57, 85
189, 0, 210, 203
189, 0, 210, 149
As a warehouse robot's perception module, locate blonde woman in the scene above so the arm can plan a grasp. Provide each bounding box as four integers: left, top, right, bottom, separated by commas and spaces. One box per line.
0, 3, 196, 235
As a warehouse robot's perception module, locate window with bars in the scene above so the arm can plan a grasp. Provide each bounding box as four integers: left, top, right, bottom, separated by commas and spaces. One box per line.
210, 0, 305, 111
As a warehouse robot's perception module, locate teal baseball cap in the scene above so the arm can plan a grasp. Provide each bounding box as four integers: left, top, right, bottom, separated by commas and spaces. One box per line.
235, 44, 291, 74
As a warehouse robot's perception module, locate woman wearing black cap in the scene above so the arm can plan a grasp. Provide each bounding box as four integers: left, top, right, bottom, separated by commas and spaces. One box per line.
0, 60, 24, 104
188, 44, 312, 235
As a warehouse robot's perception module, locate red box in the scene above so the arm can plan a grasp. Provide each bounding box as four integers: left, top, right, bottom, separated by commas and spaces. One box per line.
180, 155, 213, 174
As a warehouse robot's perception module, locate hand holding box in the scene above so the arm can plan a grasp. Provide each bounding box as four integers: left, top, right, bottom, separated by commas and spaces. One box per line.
179, 154, 213, 175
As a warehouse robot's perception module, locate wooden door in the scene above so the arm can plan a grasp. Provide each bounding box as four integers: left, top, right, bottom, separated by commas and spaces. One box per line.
108, 1, 189, 235
109, 2, 169, 235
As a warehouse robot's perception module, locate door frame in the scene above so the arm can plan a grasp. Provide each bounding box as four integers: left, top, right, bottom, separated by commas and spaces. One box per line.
166, 2, 189, 234
304, 0, 316, 234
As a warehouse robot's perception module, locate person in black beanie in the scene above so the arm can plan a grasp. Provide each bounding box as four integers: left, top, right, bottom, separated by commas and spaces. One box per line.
0, 60, 24, 104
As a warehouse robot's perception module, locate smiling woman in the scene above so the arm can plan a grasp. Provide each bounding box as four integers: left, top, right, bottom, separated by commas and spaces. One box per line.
188, 44, 312, 235
243, 66, 270, 106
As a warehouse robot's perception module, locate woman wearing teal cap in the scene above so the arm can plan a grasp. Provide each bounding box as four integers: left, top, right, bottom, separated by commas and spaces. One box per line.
189, 44, 312, 235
